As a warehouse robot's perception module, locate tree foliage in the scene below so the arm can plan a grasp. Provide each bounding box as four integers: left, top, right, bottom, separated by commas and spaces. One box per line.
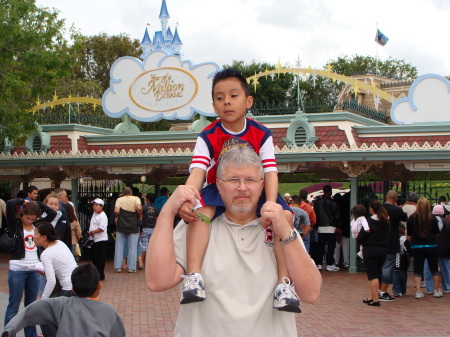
0, 0, 72, 144
329, 55, 418, 80
223, 60, 296, 108
70, 33, 142, 93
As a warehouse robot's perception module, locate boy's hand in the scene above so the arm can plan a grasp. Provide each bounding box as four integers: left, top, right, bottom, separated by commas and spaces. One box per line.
163, 185, 200, 217
179, 201, 198, 223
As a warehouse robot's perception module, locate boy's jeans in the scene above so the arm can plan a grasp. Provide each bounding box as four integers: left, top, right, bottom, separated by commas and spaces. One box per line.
392, 269, 408, 295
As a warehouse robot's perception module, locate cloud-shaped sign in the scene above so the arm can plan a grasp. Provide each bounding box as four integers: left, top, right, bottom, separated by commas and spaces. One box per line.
390, 74, 450, 124
102, 51, 221, 122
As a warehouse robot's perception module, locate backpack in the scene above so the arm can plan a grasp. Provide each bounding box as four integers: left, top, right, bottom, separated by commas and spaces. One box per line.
437, 217, 450, 256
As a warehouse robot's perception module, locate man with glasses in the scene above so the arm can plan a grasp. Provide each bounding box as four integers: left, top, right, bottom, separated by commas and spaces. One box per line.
146, 146, 321, 337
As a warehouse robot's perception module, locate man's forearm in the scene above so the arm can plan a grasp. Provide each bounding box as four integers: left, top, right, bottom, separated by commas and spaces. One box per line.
145, 209, 180, 291
283, 237, 321, 304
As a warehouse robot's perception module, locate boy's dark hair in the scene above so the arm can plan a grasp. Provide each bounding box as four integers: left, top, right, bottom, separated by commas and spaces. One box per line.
439, 195, 447, 203
212, 68, 250, 99
36, 222, 58, 242
27, 185, 38, 194
146, 192, 156, 203
291, 195, 301, 205
71, 263, 100, 297
160, 187, 169, 195
299, 189, 308, 201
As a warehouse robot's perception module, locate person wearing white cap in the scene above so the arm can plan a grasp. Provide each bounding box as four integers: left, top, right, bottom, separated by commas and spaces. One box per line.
88, 198, 108, 281
283, 193, 292, 206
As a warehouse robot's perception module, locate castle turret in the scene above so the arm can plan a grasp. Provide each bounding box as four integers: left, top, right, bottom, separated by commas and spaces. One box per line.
159, 0, 170, 42
140, 27, 153, 60
171, 27, 183, 55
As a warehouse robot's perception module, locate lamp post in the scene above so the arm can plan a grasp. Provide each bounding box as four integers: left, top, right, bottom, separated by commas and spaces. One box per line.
140, 175, 146, 194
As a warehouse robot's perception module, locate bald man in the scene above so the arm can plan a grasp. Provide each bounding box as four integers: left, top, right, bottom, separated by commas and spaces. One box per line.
379, 190, 407, 301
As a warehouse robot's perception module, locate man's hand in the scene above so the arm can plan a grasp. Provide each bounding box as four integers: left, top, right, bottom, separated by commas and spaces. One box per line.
179, 201, 198, 223
260, 201, 291, 240
162, 185, 201, 216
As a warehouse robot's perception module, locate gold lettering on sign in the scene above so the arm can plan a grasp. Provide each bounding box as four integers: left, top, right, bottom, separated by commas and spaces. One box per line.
141, 73, 185, 101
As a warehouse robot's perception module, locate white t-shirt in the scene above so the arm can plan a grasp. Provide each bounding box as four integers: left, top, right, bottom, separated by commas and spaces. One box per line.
9, 227, 39, 271
40, 240, 77, 298
89, 211, 108, 242
173, 214, 297, 337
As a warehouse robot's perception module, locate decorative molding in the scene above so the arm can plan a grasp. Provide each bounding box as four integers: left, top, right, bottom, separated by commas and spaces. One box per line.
2, 141, 450, 161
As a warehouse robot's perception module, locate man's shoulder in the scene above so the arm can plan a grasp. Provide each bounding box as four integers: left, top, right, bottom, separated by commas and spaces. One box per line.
291, 206, 307, 215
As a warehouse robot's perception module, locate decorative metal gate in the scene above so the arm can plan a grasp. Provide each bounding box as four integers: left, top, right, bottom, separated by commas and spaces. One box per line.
77, 179, 124, 231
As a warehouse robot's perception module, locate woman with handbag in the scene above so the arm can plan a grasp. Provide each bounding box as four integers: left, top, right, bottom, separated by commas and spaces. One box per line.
88, 198, 108, 281
4, 199, 48, 337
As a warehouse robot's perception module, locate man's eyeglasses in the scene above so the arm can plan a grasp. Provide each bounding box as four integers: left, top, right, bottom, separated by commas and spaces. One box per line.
218, 177, 263, 185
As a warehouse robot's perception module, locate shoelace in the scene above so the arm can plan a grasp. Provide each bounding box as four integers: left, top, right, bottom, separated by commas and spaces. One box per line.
181, 273, 201, 291
280, 277, 300, 300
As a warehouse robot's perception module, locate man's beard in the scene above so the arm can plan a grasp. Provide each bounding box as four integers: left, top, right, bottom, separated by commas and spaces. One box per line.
230, 202, 253, 214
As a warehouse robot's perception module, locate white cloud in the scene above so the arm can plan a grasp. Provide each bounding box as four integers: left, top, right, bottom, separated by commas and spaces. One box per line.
390, 74, 450, 124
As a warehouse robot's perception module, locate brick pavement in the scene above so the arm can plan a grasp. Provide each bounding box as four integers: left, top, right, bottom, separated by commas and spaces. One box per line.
0, 252, 449, 337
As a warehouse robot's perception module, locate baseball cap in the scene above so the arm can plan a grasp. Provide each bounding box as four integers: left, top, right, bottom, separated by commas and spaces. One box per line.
92, 198, 104, 206
284, 193, 291, 197
432, 205, 445, 215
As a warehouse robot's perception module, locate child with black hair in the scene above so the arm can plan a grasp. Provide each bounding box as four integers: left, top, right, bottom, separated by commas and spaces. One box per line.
351, 204, 370, 259
392, 224, 411, 297
2, 264, 125, 337
177, 68, 298, 313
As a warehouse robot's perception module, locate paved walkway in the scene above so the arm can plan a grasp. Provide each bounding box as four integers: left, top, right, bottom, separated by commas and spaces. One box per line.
0, 252, 449, 337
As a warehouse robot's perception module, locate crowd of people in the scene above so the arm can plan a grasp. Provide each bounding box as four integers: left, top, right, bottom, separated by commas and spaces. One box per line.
0, 67, 449, 335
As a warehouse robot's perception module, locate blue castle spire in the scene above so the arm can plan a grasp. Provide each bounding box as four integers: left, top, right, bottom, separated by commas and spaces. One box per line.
140, 27, 152, 59
159, 0, 169, 19
140, 0, 183, 59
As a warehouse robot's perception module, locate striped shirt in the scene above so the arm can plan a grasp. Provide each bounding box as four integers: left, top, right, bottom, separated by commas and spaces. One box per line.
190, 117, 276, 185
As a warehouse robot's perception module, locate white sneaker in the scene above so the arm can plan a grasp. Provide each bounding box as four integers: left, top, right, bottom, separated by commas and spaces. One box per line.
316, 264, 322, 270
273, 277, 301, 313
434, 289, 443, 298
415, 291, 424, 299
326, 264, 340, 272
180, 272, 206, 304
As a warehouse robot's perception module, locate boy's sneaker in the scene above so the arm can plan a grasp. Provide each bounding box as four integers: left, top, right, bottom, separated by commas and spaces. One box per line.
393, 293, 402, 297
434, 289, 443, 298
316, 264, 322, 271
415, 291, 424, 299
379, 292, 396, 301
420, 280, 426, 288
425, 291, 433, 295
326, 264, 339, 272
180, 272, 206, 304
273, 277, 301, 313
443, 290, 450, 294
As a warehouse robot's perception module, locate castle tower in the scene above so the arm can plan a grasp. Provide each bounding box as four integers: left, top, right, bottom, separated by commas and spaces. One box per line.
140, 27, 153, 60
159, 0, 170, 42
171, 27, 183, 55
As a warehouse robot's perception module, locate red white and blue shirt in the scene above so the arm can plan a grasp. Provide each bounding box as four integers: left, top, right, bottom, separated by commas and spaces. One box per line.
190, 117, 277, 185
